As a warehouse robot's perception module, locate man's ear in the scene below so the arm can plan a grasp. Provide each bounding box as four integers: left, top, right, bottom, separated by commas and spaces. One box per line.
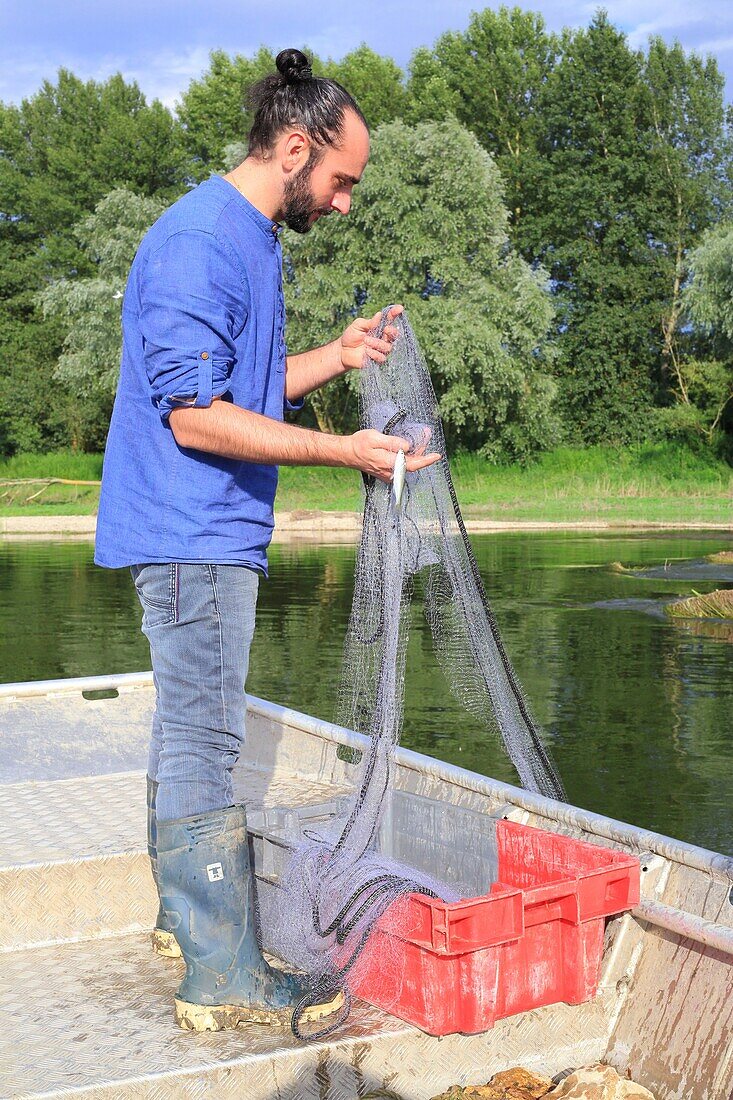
281, 130, 310, 171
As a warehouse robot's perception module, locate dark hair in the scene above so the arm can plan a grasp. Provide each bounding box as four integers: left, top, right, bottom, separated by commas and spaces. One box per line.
247, 48, 367, 158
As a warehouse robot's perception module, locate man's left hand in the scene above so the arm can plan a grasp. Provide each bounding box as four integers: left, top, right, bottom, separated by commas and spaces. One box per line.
338, 304, 403, 371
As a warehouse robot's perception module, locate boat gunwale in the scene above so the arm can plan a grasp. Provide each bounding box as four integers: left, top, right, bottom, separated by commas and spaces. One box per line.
1, 671, 731, 880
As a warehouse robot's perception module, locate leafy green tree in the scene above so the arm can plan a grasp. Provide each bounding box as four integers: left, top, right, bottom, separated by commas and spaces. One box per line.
325, 46, 407, 129
283, 118, 558, 460
0, 71, 185, 454
641, 39, 733, 391
663, 223, 733, 447
38, 190, 167, 448
180, 44, 405, 177
405, 7, 556, 231
404, 47, 460, 124
521, 15, 660, 442
406, 9, 733, 449
177, 47, 277, 176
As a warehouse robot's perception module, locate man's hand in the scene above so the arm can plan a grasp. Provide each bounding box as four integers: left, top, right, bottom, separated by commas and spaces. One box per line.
348, 428, 441, 483
338, 304, 403, 371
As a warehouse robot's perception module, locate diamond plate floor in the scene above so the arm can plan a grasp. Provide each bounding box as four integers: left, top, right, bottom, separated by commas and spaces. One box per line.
0, 765, 612, 1099
0, 931, 609, 1100
0, 768, 349, 953
0, 686, 615, 1098
0, 768, 345, 868
0, 931, 407, 1099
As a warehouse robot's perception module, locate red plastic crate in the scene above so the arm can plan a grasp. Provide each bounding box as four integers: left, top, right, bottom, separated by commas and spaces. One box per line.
351, 820, 640, 1035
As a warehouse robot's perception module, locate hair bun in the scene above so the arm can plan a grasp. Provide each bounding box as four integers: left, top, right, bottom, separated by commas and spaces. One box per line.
276, 48, 313, 84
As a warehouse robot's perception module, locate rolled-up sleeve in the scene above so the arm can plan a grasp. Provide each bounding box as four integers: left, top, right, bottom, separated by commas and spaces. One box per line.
138, 230, 248, 422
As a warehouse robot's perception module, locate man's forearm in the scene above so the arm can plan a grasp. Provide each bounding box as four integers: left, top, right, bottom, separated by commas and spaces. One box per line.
170, 399, 351, 466
285, 341, 346, 401
169, 396, 441, 483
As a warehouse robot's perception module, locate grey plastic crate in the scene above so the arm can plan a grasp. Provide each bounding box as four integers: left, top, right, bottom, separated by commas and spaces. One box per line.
249, 790, 498, 899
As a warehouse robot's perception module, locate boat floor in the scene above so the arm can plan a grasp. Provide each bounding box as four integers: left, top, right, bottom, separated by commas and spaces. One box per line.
2, 676, 732, 1099
1, 766, 609, 1100
3, 929, 612, 1099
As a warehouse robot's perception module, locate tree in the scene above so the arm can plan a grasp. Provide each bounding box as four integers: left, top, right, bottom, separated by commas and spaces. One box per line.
0, 71, 186, 454
641, 39, 733, 397
180, 45, 406, 177
177, 48, 277, 176
325, 46, 407, 129
38, 190, 167, 448
283, 118, 559, 461
406, 7, 557, 232
663, 223, 733, 448
521, 15, 660, 442
405, 10, 733, 449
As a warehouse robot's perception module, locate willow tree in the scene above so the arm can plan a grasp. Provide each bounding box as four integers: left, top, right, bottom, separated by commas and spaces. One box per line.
642, 39, 733, 396
283, 118, 558, 461
670, 224, 733, 448
38, 189, 166, 449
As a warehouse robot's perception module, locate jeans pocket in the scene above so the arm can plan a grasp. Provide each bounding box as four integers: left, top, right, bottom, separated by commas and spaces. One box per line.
131, 563, 178, 628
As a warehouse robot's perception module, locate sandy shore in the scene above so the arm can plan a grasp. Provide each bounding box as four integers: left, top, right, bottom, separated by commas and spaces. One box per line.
1, 511, 732, 542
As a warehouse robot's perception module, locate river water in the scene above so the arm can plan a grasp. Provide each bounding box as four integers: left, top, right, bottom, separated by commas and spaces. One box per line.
1, 531, 731, 852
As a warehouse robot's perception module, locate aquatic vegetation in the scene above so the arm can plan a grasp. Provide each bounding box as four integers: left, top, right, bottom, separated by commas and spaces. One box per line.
607, 557, 733, 583
608, 561, 629, 573
707, 550, 733, 564
666, 588, 733, 619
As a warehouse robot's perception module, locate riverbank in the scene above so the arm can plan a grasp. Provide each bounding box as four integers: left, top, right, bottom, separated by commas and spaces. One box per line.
2, 512, 732, 541
1, 443, 731, 528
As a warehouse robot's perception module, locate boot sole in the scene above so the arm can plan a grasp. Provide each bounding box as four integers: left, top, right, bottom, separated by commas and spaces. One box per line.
174, 991, 345, 1032
151, 928, 182, 959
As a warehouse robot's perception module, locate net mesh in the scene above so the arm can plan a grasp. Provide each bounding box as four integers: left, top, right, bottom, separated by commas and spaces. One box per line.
271, 309, 565, 1039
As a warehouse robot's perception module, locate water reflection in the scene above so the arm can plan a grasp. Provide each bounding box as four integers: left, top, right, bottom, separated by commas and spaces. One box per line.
0, 532, 731, 852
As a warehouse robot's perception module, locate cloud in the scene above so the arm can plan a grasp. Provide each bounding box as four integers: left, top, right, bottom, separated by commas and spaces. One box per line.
1, 0, 731, 109
0, 45, 223, 109
696, 35, 733, 54
118, 46, 220, 109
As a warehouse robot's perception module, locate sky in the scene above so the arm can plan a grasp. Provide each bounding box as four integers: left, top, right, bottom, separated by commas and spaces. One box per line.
1, 0, 732, 110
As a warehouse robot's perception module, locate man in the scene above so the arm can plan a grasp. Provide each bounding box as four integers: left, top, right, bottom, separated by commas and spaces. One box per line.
95, 47, 439, 1033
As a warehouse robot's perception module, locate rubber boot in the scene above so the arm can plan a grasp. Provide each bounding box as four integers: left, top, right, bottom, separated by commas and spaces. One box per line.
157, 804, 343, 1032
146, 775, 182, 959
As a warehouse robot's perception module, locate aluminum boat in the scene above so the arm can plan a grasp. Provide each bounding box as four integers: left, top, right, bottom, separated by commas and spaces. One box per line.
0, 672, 731, 1099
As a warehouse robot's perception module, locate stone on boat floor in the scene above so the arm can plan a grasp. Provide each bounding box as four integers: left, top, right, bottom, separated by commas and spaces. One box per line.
430, 1064, 657, 1100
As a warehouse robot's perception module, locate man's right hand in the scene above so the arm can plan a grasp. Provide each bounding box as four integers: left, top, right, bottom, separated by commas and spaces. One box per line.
347, 429, 441, 483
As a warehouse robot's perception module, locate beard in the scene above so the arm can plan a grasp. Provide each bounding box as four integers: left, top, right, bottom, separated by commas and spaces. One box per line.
282, 155, 323, 234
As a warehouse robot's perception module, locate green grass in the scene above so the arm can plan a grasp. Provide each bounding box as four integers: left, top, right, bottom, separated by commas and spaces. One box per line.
1, 443, 731, 525
0, 452, 104, 480
0, 451, 103, 514
449, 443, 733, 524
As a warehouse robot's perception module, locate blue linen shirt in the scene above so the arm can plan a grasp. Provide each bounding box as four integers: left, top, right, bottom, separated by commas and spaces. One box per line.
95, 175, 298, 575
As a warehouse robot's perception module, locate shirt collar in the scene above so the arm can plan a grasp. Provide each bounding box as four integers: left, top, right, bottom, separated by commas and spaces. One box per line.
212, 174, 280, 240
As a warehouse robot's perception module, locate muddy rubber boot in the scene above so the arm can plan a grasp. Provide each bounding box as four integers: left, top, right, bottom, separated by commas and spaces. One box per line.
146, 775, 182, 959
156, 804, 343, 1032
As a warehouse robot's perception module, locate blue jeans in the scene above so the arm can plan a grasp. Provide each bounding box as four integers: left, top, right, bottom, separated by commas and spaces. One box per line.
131, 563, 259, 822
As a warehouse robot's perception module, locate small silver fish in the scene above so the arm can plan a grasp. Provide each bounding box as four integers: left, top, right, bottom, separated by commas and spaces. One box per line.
392, 449, 406, 510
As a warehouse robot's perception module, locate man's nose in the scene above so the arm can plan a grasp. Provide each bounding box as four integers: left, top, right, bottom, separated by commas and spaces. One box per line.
331, 192, 351, 215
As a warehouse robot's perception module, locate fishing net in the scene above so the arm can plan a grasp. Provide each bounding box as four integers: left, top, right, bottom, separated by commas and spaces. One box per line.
271, 309, 564, 1039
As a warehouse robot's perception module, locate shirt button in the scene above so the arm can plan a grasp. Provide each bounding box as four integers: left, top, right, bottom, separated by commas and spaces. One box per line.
201, 352, 209, 360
